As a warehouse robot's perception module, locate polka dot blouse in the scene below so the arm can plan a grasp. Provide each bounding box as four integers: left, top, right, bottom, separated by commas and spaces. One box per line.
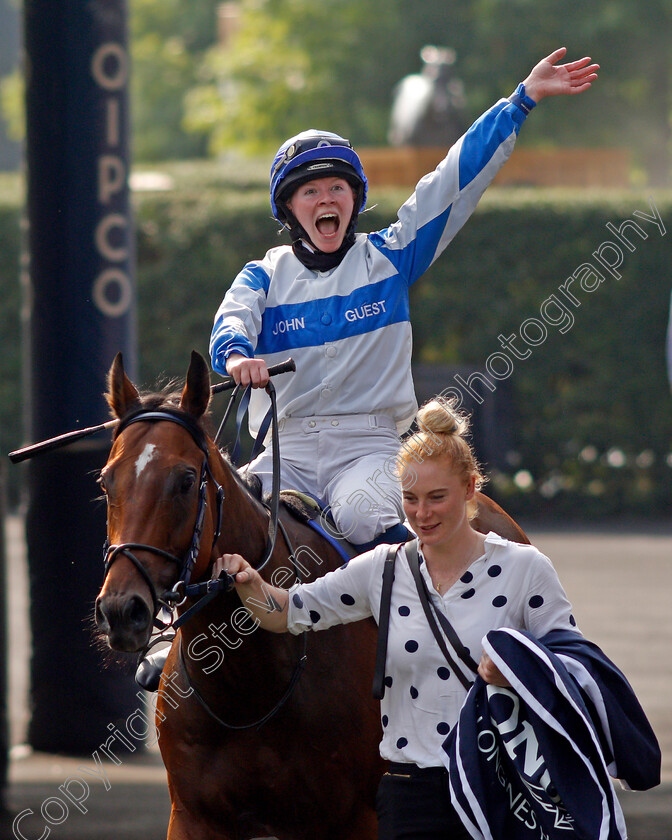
287, 532, 578, 769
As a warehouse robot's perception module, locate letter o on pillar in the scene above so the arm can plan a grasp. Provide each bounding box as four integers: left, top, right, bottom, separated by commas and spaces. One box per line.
91, 43, 128, 90
93, 268, 133, 317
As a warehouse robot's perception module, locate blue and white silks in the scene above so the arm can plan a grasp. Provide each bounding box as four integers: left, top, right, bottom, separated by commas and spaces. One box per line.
443, 628, 660, 840
210, 99, 528, 436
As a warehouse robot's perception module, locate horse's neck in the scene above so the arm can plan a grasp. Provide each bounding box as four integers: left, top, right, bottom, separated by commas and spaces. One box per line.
180, 448, 296, 700
210, 446, 270, 561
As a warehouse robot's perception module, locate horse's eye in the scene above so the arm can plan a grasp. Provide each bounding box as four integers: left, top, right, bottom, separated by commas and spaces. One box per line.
178, 470, 197, 495
98, 474, 108, 494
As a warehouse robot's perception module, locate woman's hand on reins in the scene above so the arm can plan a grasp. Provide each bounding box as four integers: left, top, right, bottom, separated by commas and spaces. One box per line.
213, 552, 258, 584
213, 553, 290, 632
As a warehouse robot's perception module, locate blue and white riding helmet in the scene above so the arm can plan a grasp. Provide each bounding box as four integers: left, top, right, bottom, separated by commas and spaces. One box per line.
270, 129, 368, 226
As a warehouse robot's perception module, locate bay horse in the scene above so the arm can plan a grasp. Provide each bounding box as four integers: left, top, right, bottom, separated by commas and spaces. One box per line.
95, 350, 528, 840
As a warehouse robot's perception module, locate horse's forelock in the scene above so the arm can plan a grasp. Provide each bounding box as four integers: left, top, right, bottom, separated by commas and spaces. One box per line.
114, 386, 213, 439
113, 388, 262, 502
138, 391, 182, 412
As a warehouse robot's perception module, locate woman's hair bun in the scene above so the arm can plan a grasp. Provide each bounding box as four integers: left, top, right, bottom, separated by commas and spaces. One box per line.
416, 397, 470, 438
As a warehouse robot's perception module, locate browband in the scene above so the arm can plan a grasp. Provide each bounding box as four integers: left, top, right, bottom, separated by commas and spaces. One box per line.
115, 407, 208, 454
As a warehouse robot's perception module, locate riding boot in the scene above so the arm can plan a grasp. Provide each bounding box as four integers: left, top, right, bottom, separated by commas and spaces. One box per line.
135, 647, 170, 692
351, 522, 414, 555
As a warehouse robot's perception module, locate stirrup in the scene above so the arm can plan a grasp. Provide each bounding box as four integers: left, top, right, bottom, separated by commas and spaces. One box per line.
136, 647, 170, 692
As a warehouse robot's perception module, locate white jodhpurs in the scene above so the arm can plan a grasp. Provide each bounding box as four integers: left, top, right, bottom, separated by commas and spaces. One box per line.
245, 414, 404, 545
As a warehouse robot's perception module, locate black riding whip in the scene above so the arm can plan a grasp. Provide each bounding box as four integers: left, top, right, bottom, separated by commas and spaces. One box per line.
8, 358, 295, 463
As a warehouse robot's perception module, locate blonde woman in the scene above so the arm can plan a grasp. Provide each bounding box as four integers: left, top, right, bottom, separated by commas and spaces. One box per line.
214, 398, 578, 839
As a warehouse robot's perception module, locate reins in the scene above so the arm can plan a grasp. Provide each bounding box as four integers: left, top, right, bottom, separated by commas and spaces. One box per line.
176, 514, 309, 732
10, 355, 304, 731
102, 376, 308, 730
102, 382, 283, 632
161, 380, 282, 632
102, 407, 226, 630
8, 357, 296, 463
177, 627, 307, 732
174, 381, 310, 731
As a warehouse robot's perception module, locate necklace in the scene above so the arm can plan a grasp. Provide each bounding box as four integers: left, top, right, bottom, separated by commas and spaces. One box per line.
434, 577, 454, 595
427, 539, 485, 595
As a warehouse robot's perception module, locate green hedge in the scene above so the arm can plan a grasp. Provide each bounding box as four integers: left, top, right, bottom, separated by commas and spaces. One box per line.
404, 190, 672, 519
2, 165, 671, 517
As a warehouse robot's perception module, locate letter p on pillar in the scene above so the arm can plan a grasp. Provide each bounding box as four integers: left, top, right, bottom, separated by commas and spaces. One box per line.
98, 155, 126, 204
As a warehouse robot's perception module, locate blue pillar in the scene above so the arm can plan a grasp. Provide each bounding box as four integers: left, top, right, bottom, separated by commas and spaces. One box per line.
0, 464, 7, 802
23, 0, 139, 753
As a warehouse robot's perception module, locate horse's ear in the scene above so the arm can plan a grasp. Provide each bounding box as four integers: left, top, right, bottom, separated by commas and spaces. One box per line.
180, 351, 211, 419
106, 352, 141, 419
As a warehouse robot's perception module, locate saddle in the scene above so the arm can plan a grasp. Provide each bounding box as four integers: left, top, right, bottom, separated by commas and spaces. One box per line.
243, 472, 358, 563
278, 489, 359, 563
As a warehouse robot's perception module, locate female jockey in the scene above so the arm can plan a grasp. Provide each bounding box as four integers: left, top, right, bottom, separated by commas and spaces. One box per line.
210, 48, 598, 552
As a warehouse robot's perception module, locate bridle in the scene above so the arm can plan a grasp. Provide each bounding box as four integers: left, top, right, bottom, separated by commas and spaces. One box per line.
10, 356, 302, 729
101, 406, 226, 629
101, 389, 307, 730
101, 383, 285, 629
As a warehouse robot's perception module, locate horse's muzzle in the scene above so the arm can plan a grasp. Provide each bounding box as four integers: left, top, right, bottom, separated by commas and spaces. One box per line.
95, 592, 153, 652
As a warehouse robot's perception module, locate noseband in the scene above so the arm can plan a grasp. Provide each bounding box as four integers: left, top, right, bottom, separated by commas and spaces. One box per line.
102, 408, 225, 628
101, 392, 307, 731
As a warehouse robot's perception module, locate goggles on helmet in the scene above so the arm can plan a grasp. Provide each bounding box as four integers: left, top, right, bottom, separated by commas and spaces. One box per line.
270, 130, 368, 223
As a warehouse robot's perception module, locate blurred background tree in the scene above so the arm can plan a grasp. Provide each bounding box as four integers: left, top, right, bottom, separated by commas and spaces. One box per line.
179, 0, 671, 184
456, 0, 672, 186
0, 0, 20, 169
0, 0, 669, 512
130, 0, 222, 160
182, 0, 405, 154
1, 0, 669, 183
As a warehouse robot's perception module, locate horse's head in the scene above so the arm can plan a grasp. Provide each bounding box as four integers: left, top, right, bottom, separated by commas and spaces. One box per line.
95, 350, 218, 652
